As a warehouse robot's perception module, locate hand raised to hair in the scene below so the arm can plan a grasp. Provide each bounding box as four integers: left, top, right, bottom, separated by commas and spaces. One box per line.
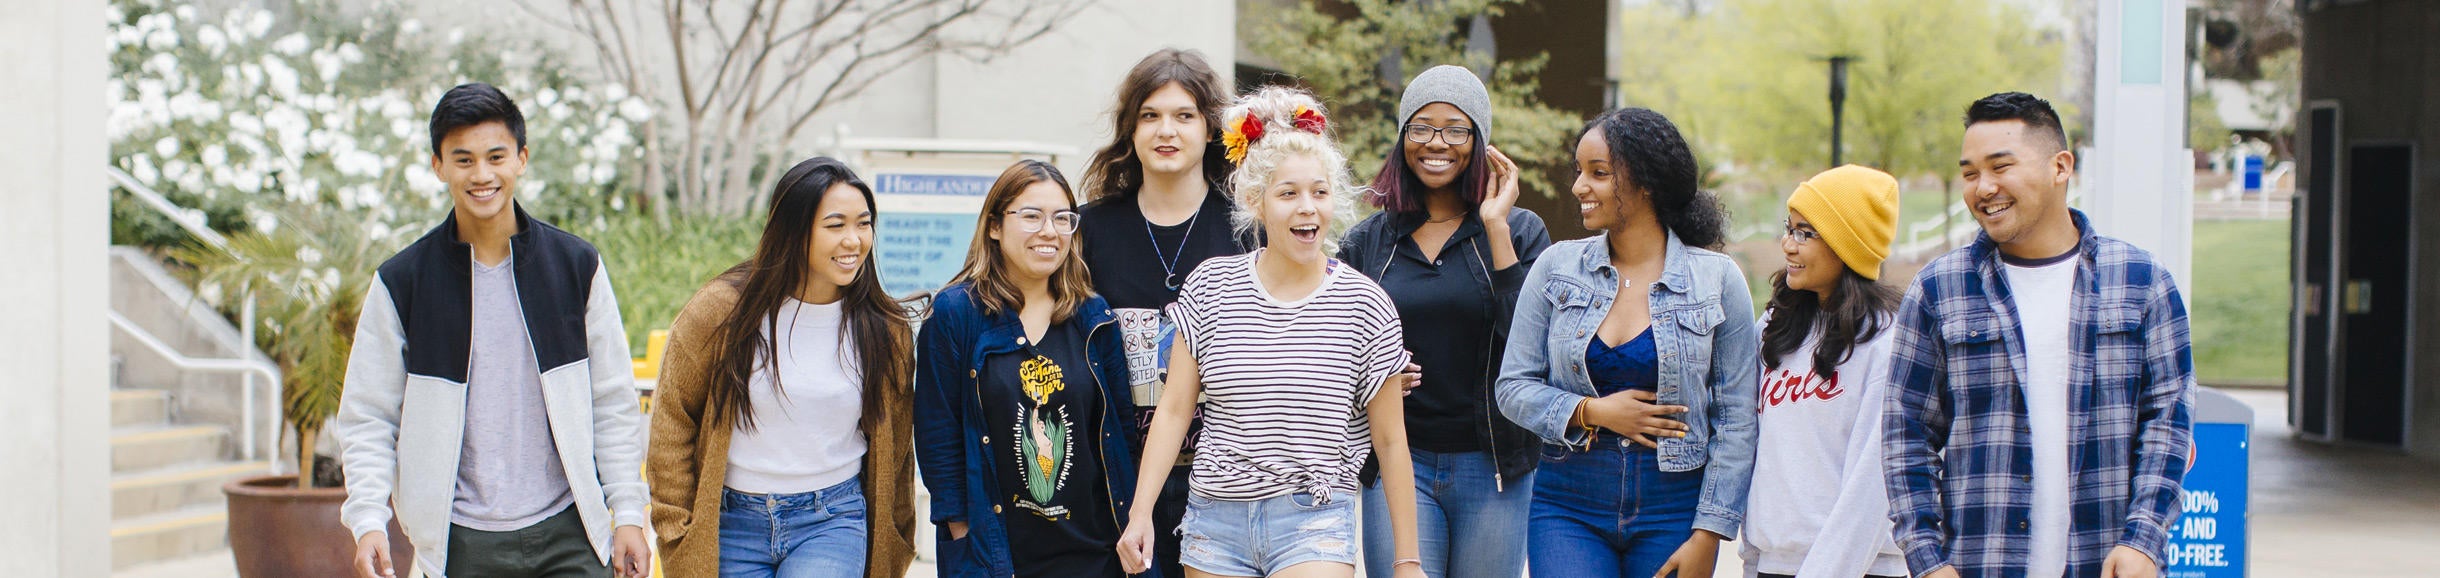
1480, 145, 1523, 225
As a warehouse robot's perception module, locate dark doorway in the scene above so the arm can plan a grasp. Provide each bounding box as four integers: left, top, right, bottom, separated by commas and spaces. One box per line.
2340, 143, 2412, 447
2296, 105, 2337, 438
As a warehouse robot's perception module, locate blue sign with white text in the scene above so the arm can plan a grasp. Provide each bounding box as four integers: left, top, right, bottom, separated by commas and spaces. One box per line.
2163, 422, 2247, 578
875, 173, 995, 197
877, 212, 976, 297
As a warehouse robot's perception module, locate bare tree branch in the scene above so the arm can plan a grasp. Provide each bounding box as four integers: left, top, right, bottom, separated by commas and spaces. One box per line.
549, 0, 1093, 215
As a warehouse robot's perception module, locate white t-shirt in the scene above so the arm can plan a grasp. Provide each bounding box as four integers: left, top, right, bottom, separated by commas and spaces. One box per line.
1741, 312, 1907, 578
1166, 252, 1410, 501
724, 298, 868, 495
2004, 254, 2077, 578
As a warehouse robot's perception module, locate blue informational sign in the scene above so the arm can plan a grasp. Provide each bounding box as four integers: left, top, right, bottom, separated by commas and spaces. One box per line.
875, 173, 996, 197
2163, 422, 2248, 578
876, 212, 976, 297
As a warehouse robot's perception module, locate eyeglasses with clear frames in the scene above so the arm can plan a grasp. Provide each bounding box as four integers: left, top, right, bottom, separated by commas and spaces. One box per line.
1006, 208, 1081, 236
1781, 220, 1822, 245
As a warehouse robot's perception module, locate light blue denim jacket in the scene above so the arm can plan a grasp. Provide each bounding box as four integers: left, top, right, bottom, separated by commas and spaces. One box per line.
1495, 231, 1762, 538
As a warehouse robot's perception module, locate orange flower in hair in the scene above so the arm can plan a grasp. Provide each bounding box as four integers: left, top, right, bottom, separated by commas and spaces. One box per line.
1292, 106, 1327, 134
1223, 113, 1265, 164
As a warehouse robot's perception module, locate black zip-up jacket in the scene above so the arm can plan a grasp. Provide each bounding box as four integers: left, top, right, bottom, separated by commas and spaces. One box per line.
1338, 208, 1552, 488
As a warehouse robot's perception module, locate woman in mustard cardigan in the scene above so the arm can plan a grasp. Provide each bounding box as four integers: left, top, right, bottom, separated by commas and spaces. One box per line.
647, 157, 918, 578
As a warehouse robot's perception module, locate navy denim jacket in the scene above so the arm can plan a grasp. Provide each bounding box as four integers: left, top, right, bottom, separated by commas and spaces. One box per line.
1495, 231, 1762, 538
912, 283, 1155, 578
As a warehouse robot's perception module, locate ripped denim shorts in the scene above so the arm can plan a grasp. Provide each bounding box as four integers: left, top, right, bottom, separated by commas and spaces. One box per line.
1177, 490, 1358, 576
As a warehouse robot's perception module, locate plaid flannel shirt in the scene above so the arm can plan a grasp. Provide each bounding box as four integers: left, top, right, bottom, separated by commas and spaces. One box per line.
1881, 210, 2194, 578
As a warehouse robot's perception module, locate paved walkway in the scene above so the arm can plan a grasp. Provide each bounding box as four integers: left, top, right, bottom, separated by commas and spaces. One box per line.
116, 390, 2437, 578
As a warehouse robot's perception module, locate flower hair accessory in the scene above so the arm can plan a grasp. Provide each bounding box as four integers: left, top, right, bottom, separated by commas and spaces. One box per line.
1221, 104, 1331, 164
1223, 113, 1264, 164
1292, 105, 1327, 134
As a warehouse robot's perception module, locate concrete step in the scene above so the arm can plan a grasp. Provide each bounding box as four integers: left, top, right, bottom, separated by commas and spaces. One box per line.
112, 425, 227, 474
109, 504, 227, 571
112, 461, 269, 521
112, 389, 170, 428
111, 550, 235, 578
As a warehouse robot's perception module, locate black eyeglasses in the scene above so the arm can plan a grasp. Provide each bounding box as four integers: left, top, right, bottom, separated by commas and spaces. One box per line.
1781, 220, 1822, 245
1005, 208, 1081, 236
1402, 123, 1476, 146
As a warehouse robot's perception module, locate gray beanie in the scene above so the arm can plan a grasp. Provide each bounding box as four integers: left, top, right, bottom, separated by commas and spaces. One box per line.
1397, 65, 1493, 140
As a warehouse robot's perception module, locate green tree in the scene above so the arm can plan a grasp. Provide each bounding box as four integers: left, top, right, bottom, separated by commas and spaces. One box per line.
1617, 0, 2064, 197
1245, 0, 1584, 200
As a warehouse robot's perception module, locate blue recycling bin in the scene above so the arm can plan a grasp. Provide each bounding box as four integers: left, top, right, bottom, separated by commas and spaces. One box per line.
2241, 155, 2265, 195
2164, 387, 2251, 577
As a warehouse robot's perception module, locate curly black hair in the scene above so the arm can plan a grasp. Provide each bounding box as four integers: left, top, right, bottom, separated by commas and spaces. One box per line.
1583, 107, 1729, 249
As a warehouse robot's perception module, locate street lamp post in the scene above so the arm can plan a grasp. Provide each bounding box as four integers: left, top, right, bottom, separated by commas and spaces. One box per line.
1827, 55, 1853, 167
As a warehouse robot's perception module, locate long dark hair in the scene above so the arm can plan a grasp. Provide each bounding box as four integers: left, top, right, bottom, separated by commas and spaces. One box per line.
1367, 123, 1492, 214
1583, 108, 1728, 249
703, 157, 913, 434
1080, 48, 1233, 201
1762, 269, 1901, 376
939, 160, 1096, 323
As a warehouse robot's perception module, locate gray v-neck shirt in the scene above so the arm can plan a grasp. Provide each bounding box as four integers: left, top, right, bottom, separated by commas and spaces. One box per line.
451, 253, 575, 531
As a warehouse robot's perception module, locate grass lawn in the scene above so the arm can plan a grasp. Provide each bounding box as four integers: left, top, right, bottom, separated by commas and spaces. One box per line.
2189, 219, 2291, 383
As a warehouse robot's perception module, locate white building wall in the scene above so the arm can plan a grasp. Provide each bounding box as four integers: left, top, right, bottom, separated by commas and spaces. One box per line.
0, 0, 116, 575
404, 0, 1238, 178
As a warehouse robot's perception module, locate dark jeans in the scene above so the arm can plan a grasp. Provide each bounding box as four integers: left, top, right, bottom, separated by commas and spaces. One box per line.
1527, 440, 1704, 578
446, 505, 609, 578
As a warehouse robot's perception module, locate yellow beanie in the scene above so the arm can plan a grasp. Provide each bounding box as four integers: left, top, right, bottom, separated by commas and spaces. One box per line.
1786, 165, 1900, 280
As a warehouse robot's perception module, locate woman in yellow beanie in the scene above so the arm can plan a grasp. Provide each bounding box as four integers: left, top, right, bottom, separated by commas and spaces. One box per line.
1739, 164, 1908, 578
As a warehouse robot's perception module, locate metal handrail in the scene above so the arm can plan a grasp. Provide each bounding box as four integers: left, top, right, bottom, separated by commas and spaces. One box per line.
107, 167, 228, 248
108, 166, 280, 472
108, 311, 278, 463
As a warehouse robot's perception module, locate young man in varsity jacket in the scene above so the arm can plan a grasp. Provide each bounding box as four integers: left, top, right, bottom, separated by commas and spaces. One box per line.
336, 83, 652, 578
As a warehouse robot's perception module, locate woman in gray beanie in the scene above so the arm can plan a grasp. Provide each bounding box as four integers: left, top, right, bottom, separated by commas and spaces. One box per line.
1336, 64, 1553, 578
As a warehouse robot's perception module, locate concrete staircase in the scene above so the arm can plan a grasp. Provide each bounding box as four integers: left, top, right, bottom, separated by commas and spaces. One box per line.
108, 387, 270, 572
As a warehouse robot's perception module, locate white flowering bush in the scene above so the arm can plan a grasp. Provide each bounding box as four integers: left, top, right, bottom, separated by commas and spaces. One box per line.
110, 0, 663, 481
107, 0, 654, 249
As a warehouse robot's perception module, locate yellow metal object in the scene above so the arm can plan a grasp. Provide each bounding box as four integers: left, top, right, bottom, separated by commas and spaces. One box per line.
633, 329, 670, 379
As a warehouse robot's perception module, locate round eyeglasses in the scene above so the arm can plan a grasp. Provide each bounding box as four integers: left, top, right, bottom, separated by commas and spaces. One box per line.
1006, 208, 1081, 236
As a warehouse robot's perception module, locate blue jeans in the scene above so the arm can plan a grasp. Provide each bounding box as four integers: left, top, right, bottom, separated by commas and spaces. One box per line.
1361, 449, 1535, 578
1179, 491, 1358, 576
719, 476, 868, 578
1527, 441, 1705, 578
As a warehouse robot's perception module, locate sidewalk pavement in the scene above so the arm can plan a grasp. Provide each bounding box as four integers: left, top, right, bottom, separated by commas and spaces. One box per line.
115, 390, 2440, 578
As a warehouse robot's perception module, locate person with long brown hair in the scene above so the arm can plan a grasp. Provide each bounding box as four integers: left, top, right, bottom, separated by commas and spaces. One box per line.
915, 161, 1154, 577
646, 157, 918, 578
1074, 47, 1246, 578
1740, 165, 1907, 578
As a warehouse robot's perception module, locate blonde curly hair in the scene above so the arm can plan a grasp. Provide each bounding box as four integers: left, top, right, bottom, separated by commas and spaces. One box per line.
1221, 86, 1361, 256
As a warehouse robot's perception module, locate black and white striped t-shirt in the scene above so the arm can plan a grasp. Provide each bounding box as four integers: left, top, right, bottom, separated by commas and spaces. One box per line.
1164, 251, 1410, 502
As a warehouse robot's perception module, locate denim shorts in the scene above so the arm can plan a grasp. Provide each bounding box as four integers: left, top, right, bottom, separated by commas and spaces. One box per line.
1178, 491, 1358, 576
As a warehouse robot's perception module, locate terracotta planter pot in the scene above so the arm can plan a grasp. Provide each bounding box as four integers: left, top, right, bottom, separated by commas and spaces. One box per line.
224, 474, 414, 578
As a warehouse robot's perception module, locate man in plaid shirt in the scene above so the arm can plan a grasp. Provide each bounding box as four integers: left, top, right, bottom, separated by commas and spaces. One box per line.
1882, 92, 2194, 578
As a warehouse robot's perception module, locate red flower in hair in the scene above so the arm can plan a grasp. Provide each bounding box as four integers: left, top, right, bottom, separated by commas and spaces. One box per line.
1238, 114, 1265, 143
1292, 106, 1327, 134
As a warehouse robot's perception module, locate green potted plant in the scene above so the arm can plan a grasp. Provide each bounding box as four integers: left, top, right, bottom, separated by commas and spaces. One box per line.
179, 203, 413, 577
